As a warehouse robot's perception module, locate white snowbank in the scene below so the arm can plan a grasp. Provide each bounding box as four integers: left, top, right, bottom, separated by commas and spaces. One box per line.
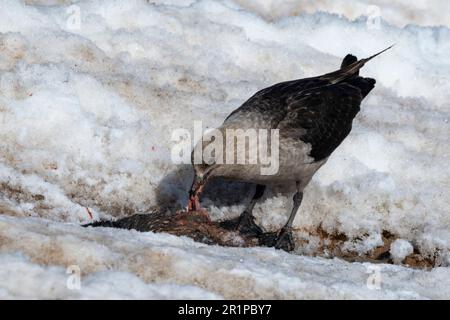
235, 0, 450, 28
390, 239, 414, 264
1, 214, 450, 299
0, 0, 449, 298
0, 252, 220, 299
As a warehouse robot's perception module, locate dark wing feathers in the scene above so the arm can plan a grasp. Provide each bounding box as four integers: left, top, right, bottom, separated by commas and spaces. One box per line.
346, 76, 376, 98
224, 49, 385, 161
224, 77, 326, 123
278, 82, 365, 161
341, 54, 358, 70
225, 76, 374, 162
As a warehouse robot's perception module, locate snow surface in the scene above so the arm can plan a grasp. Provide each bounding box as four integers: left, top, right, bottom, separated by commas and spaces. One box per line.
0, 0, 449, 299
1, 214, 450, 299
390, 239, 414, 264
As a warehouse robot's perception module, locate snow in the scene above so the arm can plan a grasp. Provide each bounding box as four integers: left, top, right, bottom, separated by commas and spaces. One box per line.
234, 0, 450, 28
1, 214, 450, 299
0, 0, 449, 299
390, 239, 414, 264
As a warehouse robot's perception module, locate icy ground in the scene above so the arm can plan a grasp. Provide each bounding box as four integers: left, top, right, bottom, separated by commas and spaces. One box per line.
0, 0, 450, 299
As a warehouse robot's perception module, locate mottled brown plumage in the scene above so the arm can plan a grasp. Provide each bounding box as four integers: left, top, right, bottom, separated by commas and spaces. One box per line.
189, 46, 393, 251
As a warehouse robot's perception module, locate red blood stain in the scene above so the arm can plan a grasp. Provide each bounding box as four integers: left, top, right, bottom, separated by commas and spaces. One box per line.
85, 207, 93, 219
